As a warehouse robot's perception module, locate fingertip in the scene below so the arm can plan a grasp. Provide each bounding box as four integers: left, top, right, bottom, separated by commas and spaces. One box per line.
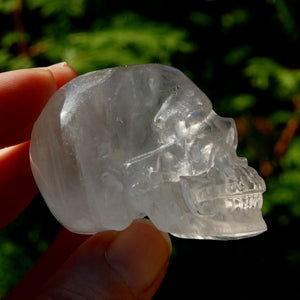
130, 218, 172, 254
46, 62, 78, 89
106, 219, 172, 296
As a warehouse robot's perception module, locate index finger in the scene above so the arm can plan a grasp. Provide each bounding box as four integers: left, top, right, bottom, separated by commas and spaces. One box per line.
0, 62, 77, 149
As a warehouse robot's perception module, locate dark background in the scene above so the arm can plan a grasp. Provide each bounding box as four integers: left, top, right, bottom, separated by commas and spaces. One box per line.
1, 0, 300, 298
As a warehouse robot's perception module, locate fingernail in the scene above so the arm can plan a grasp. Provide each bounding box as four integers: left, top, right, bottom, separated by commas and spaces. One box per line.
48, 61, 68, 68
46, 62, 78, 89
105, 220, 171, 294
40, 62, 68, 70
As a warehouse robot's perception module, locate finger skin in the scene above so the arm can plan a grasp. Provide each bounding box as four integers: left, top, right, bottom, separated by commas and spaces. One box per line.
28, 220, 172, 300
0, 63, 77, 148
0, 63, 77, 228
0, 69, 56, 149
0, 141, 37, 228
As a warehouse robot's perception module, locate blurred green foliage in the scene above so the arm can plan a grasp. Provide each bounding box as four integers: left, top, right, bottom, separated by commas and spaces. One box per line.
1, 0, 300, 298
245, 57, 300, 98
0, 1, 195, 73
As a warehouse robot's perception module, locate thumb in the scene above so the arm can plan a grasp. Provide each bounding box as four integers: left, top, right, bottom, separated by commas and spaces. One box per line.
34, 220, 172, 300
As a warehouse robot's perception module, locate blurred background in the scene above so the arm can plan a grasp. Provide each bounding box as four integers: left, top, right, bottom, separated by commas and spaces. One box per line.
0, 0, 300, 298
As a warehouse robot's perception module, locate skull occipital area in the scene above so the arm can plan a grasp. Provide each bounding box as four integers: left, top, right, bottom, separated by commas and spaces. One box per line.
30, 64, 267, 240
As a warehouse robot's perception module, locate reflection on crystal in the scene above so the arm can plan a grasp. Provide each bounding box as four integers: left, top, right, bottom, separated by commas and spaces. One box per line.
30, 64, 267, 239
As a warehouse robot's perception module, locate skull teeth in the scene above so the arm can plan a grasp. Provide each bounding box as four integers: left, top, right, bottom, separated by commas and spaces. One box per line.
186, 192, 264, 216
226, 193, 263, 210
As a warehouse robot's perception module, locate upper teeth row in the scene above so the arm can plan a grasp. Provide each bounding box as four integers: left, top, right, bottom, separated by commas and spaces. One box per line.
225, 193, 263, 210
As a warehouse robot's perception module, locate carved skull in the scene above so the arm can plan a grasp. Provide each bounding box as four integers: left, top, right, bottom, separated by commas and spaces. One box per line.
30, 64, 266, 239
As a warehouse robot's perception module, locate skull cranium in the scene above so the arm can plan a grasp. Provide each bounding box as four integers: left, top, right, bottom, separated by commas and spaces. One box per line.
30, 64, 266, 239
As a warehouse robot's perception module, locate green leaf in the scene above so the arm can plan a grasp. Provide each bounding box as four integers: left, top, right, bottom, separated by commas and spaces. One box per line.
282, 137, 300, 169
244, 57, 300, 98
224, 45, 252, 66
0, 0, 15, 14
25, 0, 86, 17
221, 9, 250, 28
217, 94, 256, 114
189, 11, 214, 26
268, 110, 293, 125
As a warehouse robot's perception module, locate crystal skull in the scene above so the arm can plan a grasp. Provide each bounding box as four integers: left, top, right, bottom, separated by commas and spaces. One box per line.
30, 64, 267, 240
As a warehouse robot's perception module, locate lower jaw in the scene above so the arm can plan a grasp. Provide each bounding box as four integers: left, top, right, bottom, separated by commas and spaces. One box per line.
170, 206, 267, 240
169, 191, 267, 240
171, 226, 267, 240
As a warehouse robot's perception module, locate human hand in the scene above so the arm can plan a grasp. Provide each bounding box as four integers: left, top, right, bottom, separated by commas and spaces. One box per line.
0, 63, 172, 300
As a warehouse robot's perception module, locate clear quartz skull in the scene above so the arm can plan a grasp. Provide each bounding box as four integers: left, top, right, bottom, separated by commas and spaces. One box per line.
30, 64, 267, 240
